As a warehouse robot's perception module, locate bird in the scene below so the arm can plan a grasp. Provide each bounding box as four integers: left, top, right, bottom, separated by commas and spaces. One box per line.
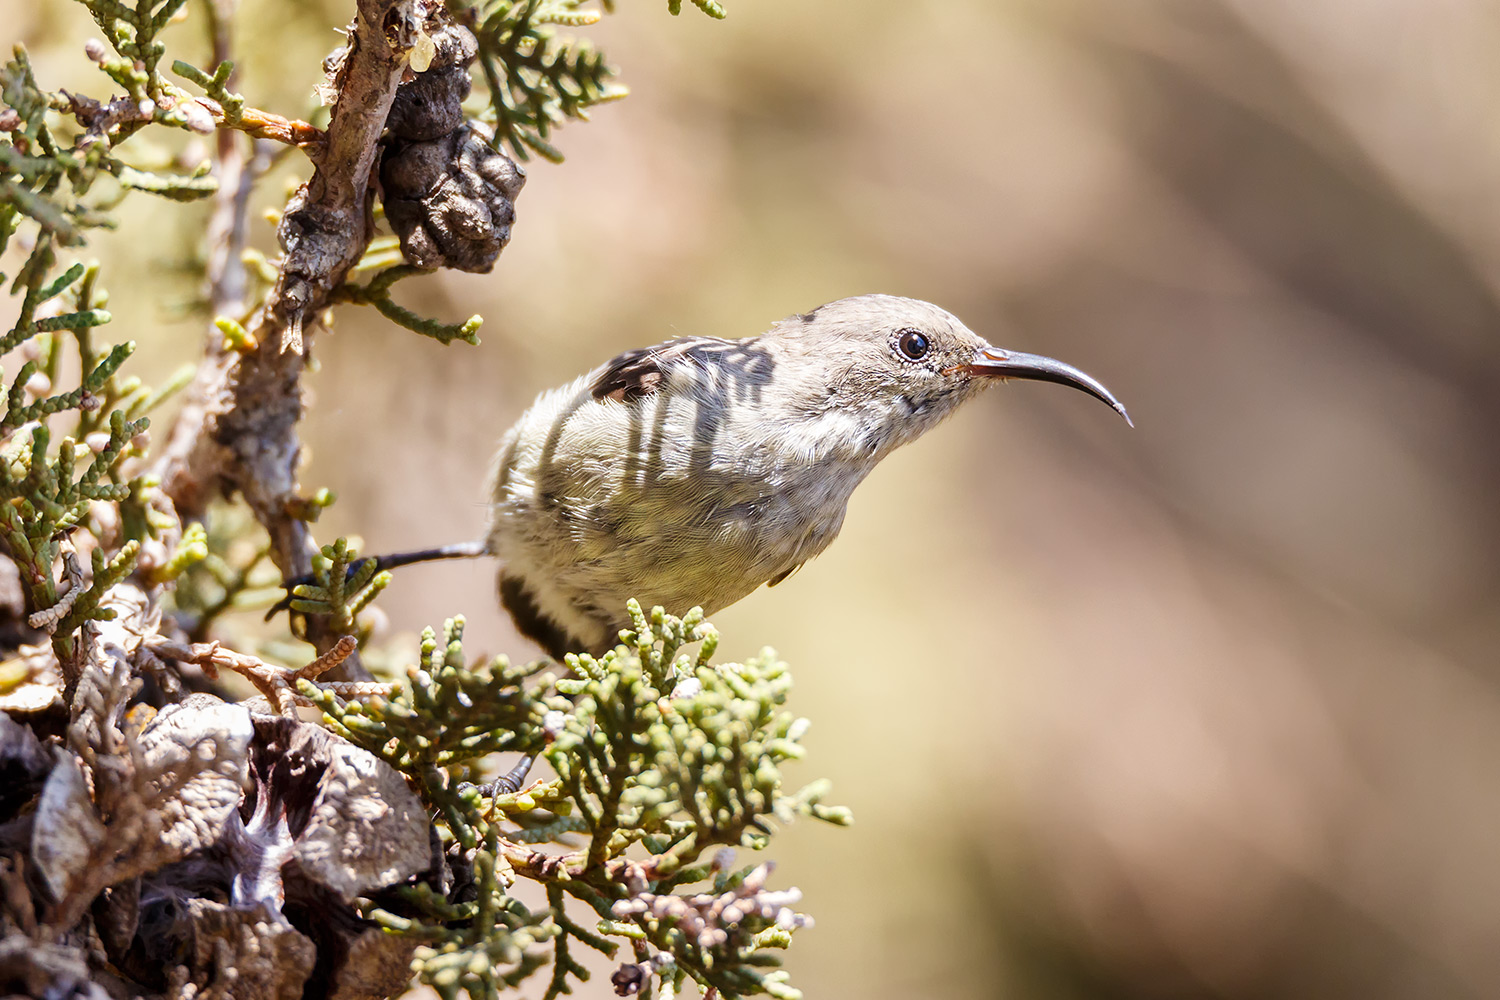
321, 293, 1130, 659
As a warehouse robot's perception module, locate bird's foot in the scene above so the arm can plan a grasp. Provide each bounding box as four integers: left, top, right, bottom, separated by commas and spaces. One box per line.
460, 755, 536, 800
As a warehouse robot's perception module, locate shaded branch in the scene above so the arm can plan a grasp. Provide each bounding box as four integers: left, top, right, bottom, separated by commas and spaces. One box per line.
154, 0, 418, 678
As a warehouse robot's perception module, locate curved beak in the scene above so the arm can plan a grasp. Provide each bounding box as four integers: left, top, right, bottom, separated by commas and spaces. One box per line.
955, 347, 1132, 426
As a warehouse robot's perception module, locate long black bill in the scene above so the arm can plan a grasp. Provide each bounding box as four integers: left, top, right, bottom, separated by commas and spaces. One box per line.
962, 347, 1132, 426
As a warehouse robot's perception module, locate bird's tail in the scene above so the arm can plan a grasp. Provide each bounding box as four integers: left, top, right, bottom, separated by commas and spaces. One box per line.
266, 539, 490, 620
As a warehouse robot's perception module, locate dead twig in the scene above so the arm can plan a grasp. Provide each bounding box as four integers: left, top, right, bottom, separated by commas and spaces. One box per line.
144, 634, 385, 716
27, 547, 83, 632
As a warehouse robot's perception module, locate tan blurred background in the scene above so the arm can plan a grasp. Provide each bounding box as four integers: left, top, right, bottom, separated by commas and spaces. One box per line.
13, 0, 1500, 996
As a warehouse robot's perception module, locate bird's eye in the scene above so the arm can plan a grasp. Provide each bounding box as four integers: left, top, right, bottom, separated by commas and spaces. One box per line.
896, 329, 930, 361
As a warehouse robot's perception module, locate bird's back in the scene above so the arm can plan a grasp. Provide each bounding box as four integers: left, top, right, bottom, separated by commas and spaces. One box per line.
486, 336, 867, 656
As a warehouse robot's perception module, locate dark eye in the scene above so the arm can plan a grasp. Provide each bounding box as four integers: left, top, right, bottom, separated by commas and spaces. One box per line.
896, 329, 930, 361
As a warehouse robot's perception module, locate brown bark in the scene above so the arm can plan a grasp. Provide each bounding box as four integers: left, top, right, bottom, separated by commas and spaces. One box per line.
156, 0, 424, 678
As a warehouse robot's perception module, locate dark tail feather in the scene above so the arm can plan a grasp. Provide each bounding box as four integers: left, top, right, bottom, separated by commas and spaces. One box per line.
365, 540, 490, 571
266, 539, 489, 620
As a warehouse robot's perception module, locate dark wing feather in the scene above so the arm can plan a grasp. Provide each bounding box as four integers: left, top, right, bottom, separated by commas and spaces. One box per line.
499, 573, 585, 660
590, 336, 753, 402
766, 562, 805, 587
592, 338, 699, 402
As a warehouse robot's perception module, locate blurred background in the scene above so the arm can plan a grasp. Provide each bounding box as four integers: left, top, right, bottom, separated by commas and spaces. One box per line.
13, 0, 1500, 996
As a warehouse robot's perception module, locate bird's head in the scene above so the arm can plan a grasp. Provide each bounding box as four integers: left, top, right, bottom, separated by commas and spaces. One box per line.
767, 294, 1130, 457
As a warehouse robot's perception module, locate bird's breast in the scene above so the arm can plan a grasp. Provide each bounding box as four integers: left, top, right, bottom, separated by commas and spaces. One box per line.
486, 381, 873, 641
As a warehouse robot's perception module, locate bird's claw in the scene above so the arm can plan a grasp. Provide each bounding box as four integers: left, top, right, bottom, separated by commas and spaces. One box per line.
459, 755, 536, 800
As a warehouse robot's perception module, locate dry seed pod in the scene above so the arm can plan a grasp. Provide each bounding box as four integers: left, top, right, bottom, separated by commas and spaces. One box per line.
381, 125, 525, 272
386, 23, 478, 142
112, 713, 434, 997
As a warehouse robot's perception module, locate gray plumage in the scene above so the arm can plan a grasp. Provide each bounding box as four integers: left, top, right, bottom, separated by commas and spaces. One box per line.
484, 294, 1129, 658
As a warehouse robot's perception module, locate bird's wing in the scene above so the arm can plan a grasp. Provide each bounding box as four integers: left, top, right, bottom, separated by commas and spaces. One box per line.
590, 336, 761, 402
591, 338, 706, 402
766, 562, 805, 587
